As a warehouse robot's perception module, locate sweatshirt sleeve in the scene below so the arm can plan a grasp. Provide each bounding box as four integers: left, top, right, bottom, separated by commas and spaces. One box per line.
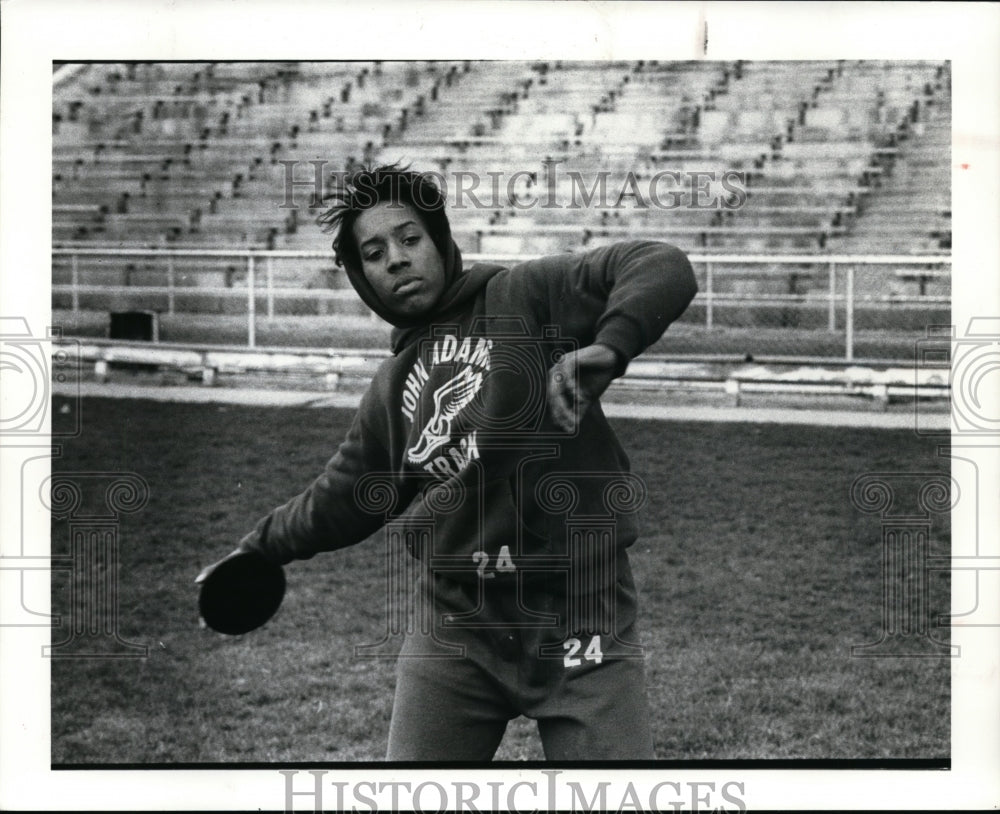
236, 385, 396, 565
520, 241, 697, 373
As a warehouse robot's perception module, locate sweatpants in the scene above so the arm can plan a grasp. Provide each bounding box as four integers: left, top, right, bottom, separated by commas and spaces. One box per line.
385, 566, 654, 761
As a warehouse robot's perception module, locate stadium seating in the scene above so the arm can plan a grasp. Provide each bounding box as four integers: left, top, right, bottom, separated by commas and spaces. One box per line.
52, 59, 951, 320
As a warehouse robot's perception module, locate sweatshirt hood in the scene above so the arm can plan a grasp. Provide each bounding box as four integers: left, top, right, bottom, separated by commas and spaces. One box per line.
342, 238, 507, 354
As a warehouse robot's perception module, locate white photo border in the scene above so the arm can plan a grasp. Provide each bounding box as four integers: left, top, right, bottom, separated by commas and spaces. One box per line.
2, 0, 998, 810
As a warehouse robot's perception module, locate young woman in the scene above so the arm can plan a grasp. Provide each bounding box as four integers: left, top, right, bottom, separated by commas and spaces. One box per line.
199, 165, 697, 760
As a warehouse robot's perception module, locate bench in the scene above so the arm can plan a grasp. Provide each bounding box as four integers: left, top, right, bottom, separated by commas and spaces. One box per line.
57, 338, 386, 388
723, 363, 950, 408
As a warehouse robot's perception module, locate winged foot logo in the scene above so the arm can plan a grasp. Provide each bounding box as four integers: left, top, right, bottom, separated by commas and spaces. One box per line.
403, 335, 493, 477
407, 366, 484, 464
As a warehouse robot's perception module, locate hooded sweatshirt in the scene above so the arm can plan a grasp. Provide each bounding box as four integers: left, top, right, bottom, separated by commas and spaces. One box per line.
240, 238, 697, 625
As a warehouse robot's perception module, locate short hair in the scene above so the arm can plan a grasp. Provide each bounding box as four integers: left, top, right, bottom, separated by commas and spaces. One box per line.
317, 163, 451, 270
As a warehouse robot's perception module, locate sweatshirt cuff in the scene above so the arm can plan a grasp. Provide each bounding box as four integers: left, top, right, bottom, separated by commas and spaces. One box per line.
238, 515, 287, 565
594, 316, 645, 376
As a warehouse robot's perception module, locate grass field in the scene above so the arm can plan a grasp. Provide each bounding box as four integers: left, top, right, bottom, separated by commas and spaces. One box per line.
49, 395, 950, 763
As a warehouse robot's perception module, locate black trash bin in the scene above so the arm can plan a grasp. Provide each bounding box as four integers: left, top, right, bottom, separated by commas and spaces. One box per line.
109, 310, 159, 342
106, 311, 160, 375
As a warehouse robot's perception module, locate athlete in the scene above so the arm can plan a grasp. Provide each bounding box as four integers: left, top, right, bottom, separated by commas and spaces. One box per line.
199, 165, 697, 760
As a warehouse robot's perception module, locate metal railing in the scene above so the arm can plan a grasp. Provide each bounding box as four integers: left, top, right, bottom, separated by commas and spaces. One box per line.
51, 247, 950, 359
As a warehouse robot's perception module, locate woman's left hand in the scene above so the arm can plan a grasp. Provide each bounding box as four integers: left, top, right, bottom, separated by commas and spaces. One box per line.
547, 343, 621, 433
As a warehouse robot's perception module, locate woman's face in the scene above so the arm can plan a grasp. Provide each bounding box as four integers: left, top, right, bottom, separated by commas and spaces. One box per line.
353, 201, 446, 318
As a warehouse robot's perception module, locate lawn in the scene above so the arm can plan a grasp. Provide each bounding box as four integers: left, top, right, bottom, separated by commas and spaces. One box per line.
49, 395, 950, 763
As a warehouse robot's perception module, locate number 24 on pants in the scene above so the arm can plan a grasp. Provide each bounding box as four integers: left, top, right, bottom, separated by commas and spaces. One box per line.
563, 635, 603, 667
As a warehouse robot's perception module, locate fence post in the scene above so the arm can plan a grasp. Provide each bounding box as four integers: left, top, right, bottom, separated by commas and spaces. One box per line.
845, 264, 855, 361
70, 253, 80, 312
266, 255, 274, 320
247, 254, 256, 348
166, 255, 175, 315
705, 261, 714, 328
828, 261, 836, 331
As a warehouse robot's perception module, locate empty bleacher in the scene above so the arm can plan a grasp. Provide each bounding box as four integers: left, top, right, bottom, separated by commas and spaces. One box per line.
52, 59, 950, 341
